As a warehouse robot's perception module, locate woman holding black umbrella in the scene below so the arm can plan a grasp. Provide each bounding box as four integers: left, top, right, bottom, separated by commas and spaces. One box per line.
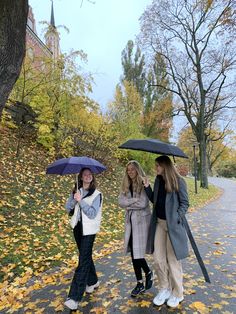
64, 168, 102, 311
118, 160, 153, 297
143, 155, 189, 308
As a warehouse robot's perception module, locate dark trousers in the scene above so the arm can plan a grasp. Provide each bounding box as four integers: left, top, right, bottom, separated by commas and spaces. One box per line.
129, 230, 150, 281
68, 221, 98, 301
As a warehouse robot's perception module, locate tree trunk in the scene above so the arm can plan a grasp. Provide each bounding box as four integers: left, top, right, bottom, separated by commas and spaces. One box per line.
207, 157, 213, 176
0, 0, 28, 119
199, 139, 208, 188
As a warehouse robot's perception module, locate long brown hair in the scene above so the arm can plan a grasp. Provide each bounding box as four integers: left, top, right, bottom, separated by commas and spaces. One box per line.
73, 168, 96, 193
120, 160, 145, 195
155, 155, 181, 192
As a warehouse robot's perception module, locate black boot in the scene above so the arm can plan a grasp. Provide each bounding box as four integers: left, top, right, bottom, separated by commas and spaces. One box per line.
145, 270, 153, 290
131, 282, 145, 297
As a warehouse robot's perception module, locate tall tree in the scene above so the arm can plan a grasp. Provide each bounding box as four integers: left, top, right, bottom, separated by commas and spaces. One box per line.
0, 0, 28, 119
139, 0, 236, 188
121, 40, 146, 98
121, 41, 173, 141
109, 80, 143, 140
142, 53, 173, 140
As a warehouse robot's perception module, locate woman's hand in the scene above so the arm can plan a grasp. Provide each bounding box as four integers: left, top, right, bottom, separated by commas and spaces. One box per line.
74, 192, 81, 202
142, 176, 150, 188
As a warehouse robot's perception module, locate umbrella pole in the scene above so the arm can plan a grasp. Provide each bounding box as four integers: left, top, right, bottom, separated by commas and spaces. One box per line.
76, 173, 79, 192
182, 215, 210, 283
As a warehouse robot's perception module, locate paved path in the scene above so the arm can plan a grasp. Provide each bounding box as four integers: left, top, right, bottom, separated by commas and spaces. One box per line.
3, 178, 236, 313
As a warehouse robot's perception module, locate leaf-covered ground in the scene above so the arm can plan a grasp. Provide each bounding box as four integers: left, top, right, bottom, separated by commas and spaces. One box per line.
1, 177, 234, 314
0, 126, 225, 313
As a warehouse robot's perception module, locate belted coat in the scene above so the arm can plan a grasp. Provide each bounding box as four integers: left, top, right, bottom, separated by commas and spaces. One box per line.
145, 176, 189, 260
118, 189, 152, 259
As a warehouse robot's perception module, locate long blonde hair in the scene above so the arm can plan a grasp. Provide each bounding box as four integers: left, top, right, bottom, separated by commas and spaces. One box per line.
121, 160, 145, 195
155, 155, 181, 192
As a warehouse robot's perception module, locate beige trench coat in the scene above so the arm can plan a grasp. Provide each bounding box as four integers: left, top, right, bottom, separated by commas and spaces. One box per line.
118, 189, 151, 259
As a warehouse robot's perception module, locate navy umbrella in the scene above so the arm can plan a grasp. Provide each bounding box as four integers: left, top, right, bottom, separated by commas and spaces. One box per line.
119, 138, 188, 158
46, 156, 106, 175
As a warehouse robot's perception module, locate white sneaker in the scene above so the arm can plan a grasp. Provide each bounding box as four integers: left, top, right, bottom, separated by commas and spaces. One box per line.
167, 295, 184, 307
64, 298, 78, 310
153, 289, 171, 306
86, 280, 100, 293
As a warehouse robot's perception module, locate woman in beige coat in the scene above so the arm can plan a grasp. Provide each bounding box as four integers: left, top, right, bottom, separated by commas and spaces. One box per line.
118, 160, 152, 297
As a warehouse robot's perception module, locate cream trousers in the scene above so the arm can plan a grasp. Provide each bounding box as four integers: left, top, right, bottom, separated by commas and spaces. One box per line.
153, 218, 183, 298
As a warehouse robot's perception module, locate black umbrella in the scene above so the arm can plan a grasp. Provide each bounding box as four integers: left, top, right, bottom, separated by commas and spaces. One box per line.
119, 139, 188, 158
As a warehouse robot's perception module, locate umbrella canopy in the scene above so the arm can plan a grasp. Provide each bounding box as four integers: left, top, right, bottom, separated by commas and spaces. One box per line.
46, 156, 106, 175
119, 139, 188, 158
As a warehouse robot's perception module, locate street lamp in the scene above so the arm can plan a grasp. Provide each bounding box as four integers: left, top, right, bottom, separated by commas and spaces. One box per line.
193, 144, 198, 194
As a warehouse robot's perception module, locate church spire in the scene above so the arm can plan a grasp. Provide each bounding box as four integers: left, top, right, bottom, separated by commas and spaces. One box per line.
46, 0, 60, 61
50, 0, 55, 28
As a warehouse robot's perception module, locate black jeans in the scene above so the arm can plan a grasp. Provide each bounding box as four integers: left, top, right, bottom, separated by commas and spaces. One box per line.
68, 221, 98, 301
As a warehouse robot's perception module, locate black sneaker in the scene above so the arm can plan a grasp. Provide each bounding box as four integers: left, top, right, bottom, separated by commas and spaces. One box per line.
131, 282, 145, 297
145, 270, 153, 290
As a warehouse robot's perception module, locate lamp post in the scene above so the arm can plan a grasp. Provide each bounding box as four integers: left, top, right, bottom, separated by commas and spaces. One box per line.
193, 144, 198, 194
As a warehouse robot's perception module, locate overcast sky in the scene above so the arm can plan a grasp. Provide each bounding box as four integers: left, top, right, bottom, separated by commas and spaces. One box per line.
29, 0, 152, 110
